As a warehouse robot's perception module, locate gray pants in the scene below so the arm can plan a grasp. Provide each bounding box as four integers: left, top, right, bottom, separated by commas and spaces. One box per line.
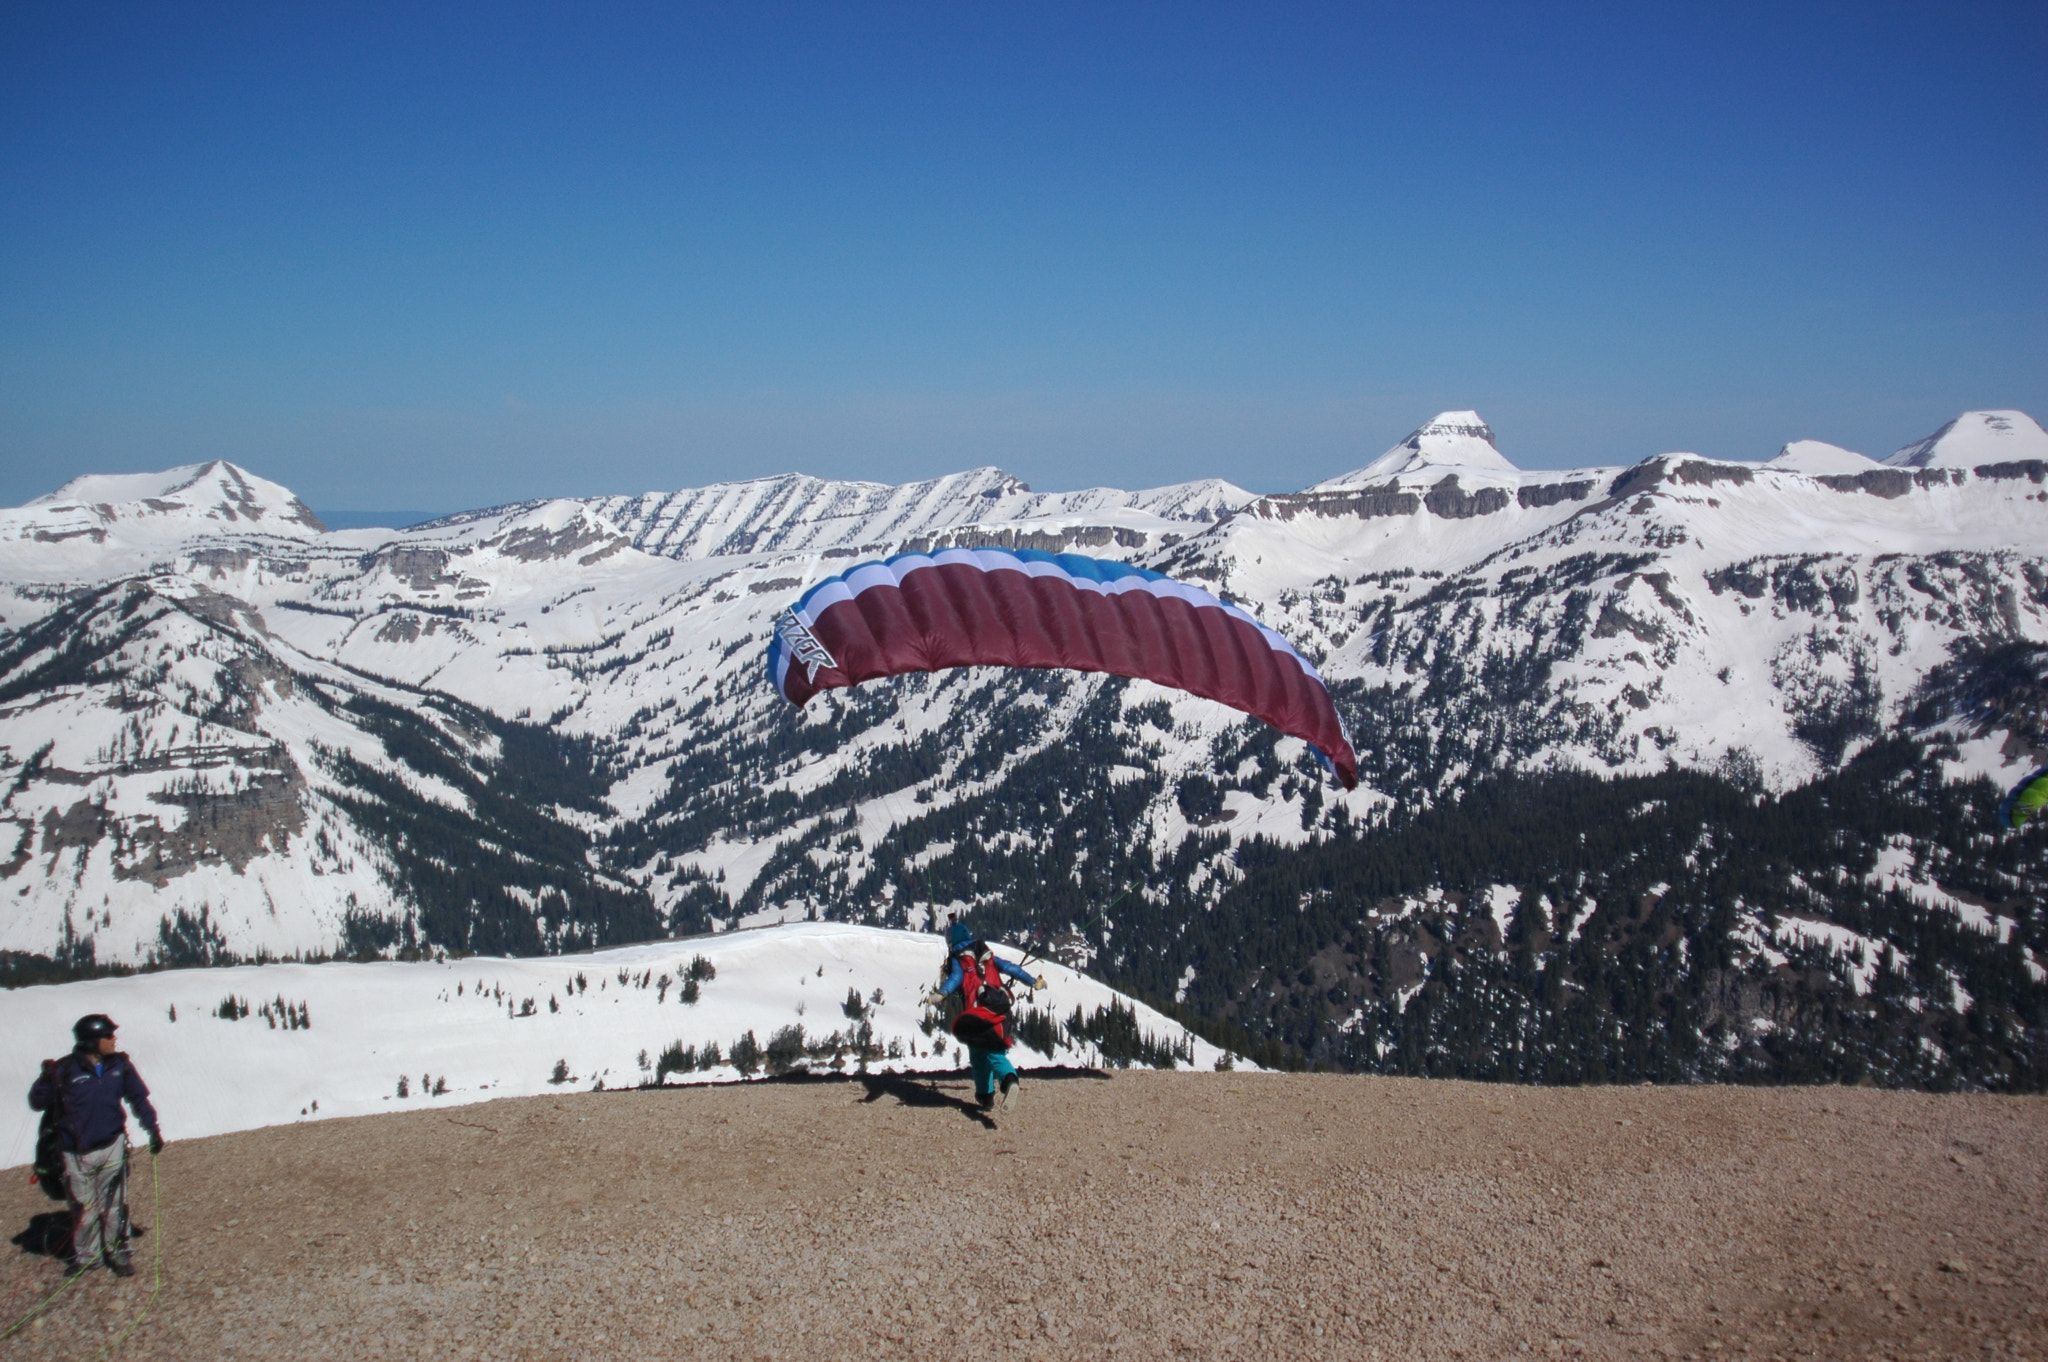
62, 1139, 130, 1267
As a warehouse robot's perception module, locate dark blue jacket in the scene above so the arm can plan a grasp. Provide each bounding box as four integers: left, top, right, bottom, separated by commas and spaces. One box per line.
28, 1050, 160, 1153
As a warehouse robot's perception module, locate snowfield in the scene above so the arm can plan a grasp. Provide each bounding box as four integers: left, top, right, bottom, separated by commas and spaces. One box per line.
0, 922, 1232, 1168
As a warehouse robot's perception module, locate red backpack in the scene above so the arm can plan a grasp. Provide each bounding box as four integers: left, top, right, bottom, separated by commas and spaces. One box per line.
950, 947, 1014, 1051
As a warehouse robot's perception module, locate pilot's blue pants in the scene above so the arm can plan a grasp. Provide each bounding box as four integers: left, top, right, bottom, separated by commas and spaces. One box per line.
968, 1045, 1017, 1097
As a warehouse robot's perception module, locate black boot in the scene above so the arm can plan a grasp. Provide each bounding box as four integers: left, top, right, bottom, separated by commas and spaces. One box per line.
976, 1089, 996, 1110
109, 1260, 135, 1278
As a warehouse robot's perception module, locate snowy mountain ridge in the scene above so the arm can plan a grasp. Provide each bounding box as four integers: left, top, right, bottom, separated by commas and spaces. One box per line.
423, 466, 1255, 564
2, 408, 2045, 1089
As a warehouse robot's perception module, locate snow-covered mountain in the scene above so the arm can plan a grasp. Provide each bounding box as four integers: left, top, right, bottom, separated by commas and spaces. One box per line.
0, 460, 326, 553
1307, 410, 1520, 488
1884, 409, 2048, 469
2, 410, 2044, 1089
0, 921, 1232, 1166
433, 467, 1254, 562
1765, 440, 1877, 475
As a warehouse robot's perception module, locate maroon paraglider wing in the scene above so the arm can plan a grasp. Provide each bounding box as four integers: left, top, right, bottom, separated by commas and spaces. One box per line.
765, 546, 1358, 789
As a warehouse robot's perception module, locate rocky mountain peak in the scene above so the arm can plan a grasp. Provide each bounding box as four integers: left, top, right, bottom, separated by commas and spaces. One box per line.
1308, 411, 1519, 490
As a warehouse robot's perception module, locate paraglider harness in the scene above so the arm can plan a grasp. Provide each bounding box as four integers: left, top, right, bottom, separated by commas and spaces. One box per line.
949, 942, 1015, 1053
29, 1057, 73, 1202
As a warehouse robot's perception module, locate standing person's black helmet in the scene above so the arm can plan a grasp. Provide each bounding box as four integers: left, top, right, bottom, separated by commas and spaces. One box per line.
73, 1014, 117, 1046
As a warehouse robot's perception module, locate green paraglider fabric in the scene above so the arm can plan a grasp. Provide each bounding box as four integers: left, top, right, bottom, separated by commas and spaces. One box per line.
1998, 768, 2048, 828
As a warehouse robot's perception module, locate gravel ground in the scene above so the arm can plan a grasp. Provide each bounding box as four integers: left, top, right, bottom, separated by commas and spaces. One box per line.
2, 1071, 2042, 1361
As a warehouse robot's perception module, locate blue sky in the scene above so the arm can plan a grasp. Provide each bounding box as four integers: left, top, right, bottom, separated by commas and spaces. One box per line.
3, 2, 2042, 511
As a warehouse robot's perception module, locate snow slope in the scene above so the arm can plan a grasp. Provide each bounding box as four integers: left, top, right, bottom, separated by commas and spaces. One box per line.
0, 922, 1232, 1168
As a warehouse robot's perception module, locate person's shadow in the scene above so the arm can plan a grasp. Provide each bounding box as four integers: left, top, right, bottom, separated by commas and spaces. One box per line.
11, 1211, 149, 1260
857, 1072, 997, 1129
11, 1212, 74, 1259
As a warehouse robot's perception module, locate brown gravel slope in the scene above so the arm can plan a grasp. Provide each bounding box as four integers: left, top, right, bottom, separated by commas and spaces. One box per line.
2, 1071, 2043, 1361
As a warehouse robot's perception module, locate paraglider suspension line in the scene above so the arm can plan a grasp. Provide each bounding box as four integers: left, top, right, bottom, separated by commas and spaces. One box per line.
0, 1138, 163, 1343
87, 1144, 166, 1361
0, 1254, 83, 1342
1020, 883, 1132, 972
0, 1146, 164, 1350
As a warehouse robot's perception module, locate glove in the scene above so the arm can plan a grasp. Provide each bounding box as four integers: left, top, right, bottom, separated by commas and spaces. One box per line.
923, 990, 946, 1007
1033, 977, 1048, 992
41, 1059, 58, 1079
147, 1132, 164, 1156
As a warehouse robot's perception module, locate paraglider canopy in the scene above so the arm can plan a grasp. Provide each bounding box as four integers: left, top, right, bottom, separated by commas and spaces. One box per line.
766, 546, 1359, 787
1998, 767, 2048, 829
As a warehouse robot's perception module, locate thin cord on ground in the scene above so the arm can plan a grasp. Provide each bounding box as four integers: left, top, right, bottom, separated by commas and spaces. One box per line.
0, 1158, 86, 1345
0, 1259, 84, 1343
0, 1144, 167, 1355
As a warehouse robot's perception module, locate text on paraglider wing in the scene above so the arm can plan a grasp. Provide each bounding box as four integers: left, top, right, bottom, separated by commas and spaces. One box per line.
776, 610, 838, 683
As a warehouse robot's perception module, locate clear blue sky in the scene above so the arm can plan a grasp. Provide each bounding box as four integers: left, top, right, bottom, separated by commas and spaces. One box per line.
3, 2, 2042, 511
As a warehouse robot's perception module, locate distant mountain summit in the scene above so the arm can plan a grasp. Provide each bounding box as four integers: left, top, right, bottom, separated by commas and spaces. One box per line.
1765, 440, 1877, 474
1309, 411, 1519, 489
5, 459, 326, 543
1885, 410, 2048, 469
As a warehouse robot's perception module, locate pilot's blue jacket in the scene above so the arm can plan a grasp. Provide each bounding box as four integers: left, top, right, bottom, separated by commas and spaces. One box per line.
28, 1051, 160, 1153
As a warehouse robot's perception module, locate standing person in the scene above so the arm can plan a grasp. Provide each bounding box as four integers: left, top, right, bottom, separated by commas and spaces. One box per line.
28, 1014, 163, 1279
927, 920, 1046, 1112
